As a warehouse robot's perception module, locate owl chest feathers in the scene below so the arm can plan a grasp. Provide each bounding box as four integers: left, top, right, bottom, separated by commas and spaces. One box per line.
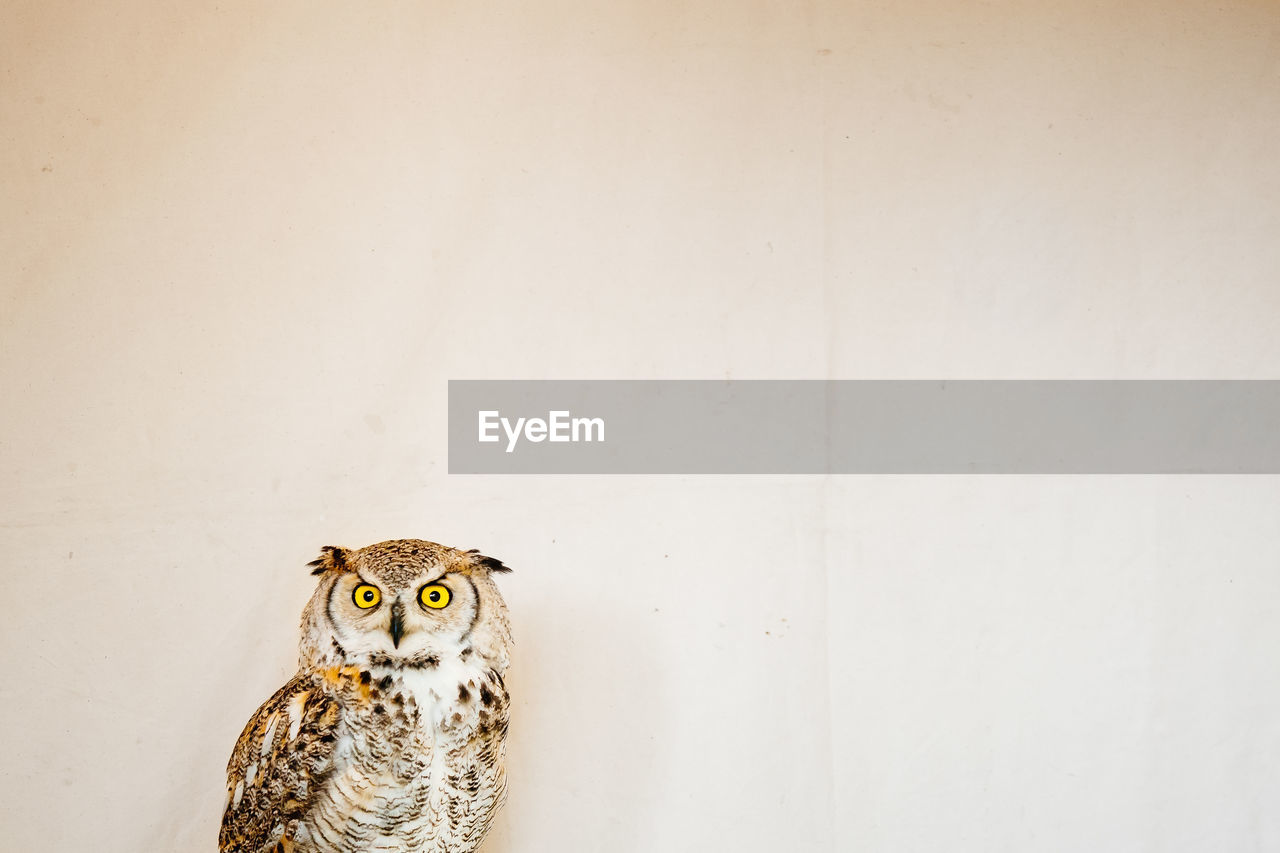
302, 650, 509, 852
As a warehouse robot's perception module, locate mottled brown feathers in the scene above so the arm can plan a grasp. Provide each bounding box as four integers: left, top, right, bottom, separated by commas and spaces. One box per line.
308, 542, 512, 578
467, 550, 513, 574
219, 674, 341, 853
225, 538, 513, 853
307, 546, 352, 576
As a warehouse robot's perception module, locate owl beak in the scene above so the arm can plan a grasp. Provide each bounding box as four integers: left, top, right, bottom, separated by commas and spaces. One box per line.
389, 601, 406, 648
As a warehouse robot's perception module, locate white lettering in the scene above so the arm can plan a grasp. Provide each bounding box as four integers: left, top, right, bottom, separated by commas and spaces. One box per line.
502, 417, 526, 453
573, 416, 605, 442
480, 410, 605, 453
478, 411, 500, 442
549, 411, 570, 442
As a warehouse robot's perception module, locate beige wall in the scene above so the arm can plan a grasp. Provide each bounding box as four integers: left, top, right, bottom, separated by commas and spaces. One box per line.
2, 1, 1278, 850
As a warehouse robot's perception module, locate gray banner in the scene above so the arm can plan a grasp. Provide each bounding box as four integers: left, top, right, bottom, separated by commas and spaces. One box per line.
448, 380, 1280, 474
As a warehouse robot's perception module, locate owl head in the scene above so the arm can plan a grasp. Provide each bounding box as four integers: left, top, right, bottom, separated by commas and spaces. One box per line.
299, 539, 512, 671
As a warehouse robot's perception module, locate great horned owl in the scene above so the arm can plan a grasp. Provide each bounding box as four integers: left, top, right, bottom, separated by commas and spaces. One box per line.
219, 539, 513, 853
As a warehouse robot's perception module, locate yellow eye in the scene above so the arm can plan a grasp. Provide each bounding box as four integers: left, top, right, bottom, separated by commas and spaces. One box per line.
419, 583, 451, 610
352, 584, 381, 609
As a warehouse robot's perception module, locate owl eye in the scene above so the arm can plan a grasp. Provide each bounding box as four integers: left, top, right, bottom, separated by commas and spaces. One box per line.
352, 584, 381, 609
419, 583, 451, 610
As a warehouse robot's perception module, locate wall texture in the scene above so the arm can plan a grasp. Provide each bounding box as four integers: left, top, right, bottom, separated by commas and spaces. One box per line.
2, 1, 1278, 851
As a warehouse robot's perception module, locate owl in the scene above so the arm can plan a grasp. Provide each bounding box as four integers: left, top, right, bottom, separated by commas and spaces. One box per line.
219, 539, 513, 853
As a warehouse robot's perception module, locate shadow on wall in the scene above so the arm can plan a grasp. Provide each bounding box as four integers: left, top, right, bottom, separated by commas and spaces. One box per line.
482, 599, 669, 853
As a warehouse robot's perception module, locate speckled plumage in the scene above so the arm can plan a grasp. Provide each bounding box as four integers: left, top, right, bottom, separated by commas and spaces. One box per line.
220, 539, 513, 853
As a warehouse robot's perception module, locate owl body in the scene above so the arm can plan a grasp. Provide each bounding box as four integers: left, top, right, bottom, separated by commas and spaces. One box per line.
220, 540, 512, 853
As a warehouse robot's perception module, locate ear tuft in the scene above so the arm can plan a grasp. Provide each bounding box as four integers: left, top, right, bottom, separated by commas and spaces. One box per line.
307, 545, 353, 576
467, 549, 512, 574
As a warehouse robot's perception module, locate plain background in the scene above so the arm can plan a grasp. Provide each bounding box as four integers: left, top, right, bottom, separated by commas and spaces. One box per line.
3, 1, 1279, 851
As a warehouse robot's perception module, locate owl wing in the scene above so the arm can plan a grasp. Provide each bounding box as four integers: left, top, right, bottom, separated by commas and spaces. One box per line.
219, 673, 340, 853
